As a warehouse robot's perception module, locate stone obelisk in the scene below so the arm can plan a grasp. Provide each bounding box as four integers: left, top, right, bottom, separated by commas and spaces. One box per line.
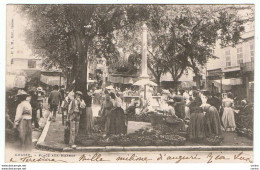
140, 23, 149, 99
140, 23, 149, 79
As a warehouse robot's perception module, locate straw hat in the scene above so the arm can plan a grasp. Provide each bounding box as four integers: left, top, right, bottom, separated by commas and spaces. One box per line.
37, 87, 43, 92
17, 90, 29, 96
75, 91, 83, 96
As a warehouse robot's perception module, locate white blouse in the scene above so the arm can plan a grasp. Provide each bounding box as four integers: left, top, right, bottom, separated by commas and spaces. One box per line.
114, 97, 122, 108
14, 101, 32, 125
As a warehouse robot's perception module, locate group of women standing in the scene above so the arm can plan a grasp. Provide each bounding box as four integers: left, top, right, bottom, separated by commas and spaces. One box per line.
188, 91, 237, 142
100, 90, 126, 136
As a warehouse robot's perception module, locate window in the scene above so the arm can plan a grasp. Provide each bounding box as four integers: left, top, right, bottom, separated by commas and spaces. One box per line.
250, 42, 254, 62
225, 50, 231, 67
28, 60, 36, 68
237, 47, 243, 65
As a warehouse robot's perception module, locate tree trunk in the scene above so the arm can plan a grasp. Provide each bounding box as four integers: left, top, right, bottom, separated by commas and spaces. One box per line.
72, 55, 78, 84
73, 31, 89, 132
74, 32, 88, 93
147, 64, 161, 87
194, 70, 201, 90
173, 79, 178, 93
155, 76, 161, 93
169, 71, 179, 93
156, 77, 161, 87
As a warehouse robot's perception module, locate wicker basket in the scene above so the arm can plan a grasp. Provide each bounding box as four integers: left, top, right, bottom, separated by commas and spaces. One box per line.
149, 114, 164, 126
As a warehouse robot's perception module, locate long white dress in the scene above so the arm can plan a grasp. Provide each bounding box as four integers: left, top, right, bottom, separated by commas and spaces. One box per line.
222, 98, 236, 131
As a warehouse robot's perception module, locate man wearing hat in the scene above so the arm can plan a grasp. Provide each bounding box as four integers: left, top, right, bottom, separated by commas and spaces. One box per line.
48, 85, 62, 122
36, 87, 45, 118
68, 91, 86, 148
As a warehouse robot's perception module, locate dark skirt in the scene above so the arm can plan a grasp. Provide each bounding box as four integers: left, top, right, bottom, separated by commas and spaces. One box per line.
85, 107, 94, 133
188, 112, 205, 141
18, 119, 32, 151
109, 107, 126, 135
205, 107, 223, 137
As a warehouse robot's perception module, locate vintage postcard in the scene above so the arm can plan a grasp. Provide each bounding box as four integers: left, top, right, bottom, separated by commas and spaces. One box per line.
5, 4, 255, 163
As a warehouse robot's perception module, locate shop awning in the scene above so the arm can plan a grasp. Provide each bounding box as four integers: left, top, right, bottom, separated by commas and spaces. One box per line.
211, 78, 242, 91
213, 78, 242, 85
108, 74, 138, 84
40, 74, 65, 86
180, 81, 196, 88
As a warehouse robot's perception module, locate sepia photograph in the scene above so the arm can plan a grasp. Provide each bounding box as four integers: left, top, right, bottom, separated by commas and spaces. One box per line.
4, 4, 256, 163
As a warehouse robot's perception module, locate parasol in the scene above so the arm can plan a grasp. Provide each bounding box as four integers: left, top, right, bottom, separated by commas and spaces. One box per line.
105, 85, 114, 90
133, 79, 157, 86
162, 89, 171, 94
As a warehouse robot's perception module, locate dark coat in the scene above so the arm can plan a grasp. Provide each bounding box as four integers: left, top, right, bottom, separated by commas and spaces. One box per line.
189, 97, 202, 113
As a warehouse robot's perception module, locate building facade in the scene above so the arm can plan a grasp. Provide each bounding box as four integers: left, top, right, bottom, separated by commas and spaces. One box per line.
6, 7, 65, 89
207, 20, 254, 101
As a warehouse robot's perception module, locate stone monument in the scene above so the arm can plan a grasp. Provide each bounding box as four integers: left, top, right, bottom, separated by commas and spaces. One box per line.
140, 23, 149, 79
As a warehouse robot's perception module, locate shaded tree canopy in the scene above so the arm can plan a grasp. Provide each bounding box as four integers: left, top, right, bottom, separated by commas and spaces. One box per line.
18, 4, 253, 91
113, 5, 251, 88
19, 4, 150, 92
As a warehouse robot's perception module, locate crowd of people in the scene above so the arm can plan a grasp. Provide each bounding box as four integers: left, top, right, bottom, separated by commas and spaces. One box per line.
6, 85, 66, 150
159, 89, 253, 142
5, 82, 253, 150
6, 84, 129, 150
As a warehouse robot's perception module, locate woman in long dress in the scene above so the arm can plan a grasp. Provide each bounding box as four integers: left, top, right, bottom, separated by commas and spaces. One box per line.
14, 90, 32, 151
201, 102, 223, 137
84, 90, 94, 134
222, 92, 236, 131
109, 92, 126, 135
103, 94, 113, 135
188, 91, 205, 141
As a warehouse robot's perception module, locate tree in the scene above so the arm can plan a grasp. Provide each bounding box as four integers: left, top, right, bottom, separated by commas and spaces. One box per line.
19, 4, 251, 92
146, 5, 189, 89
168, 5, 247, 89
128, 52, 141, 74
148, 5, 249, 89
102, 5, 250, 90
110, 57, 136, 74
147, 51, 166, 86
19, 5, 151, 90
18, 4, 151, 129
113, 7, 169, 86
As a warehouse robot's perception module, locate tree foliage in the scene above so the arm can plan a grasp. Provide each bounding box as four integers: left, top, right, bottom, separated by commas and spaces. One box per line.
18, 4, 252, 92
19, 4, 151, 92
114, 5, 250, 89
